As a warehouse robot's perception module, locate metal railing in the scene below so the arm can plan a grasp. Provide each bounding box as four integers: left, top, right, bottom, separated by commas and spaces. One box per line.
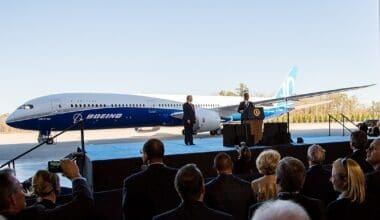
0, 120, 86, 174
328, 114, 357, 136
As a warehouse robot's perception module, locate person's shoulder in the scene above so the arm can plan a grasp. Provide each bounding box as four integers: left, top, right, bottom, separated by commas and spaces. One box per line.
153, 207, 179, 220
123, 169, 146, 185
206, 207, 233, 219
205, 176, 218, 188
299, 194, 323, 207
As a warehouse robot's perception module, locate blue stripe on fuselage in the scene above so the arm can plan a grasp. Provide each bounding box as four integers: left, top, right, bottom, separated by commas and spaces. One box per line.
8, 107, 184, 131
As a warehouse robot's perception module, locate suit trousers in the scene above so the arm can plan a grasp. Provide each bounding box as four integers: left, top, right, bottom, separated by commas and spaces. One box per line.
184, 123, 194, 145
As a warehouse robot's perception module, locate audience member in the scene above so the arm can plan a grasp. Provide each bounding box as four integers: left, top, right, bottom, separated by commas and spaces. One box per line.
327, 158, 368, 220
153, 164, 232, 220
251, 200, 310, 220
249, 157, 324, 220
205, 153, 255, 220
31, 170, 60, 209
365, 138, 380, 219
233, 146, 254, 176
346, 130, 373, 173
251, 149, 281, 202
369, 126, 379, 137
359, 123, 368, 134
0, 159, 93, 220
122, 138, 180, 220
301, 145, 336, 206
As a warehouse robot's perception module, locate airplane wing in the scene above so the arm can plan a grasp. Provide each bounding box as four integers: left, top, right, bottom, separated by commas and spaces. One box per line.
217, 84, 375, 117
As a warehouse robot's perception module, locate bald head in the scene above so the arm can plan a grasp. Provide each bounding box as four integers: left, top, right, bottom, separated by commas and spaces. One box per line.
307, 144, 325, 165
214, 153, 233, 174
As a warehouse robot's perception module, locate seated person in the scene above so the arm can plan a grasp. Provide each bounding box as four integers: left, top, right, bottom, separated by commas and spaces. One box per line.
365, 138, 380, 219
301, 144, 336, 206
153, 164, 233, 220
251, 200, 310, 220
32, 170, 61, 209
251, 149, 281, 202
122, 138, 180, 220
249, 157, 324, 220
0, 159, 93, 220
233, 145, 254, 176
327, 158, 368, 220
346, 130, 373, 173
205, 153, 255, 220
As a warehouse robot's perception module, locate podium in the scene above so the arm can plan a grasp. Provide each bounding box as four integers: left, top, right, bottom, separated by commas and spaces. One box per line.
222, 107, 265, 147
242, 107, 264, 145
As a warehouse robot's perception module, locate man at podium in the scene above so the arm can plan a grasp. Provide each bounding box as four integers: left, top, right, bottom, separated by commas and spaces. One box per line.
237, 92, 254, 123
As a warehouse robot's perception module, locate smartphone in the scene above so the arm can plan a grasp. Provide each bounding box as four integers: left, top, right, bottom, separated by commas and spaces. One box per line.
48, 161, 63, 173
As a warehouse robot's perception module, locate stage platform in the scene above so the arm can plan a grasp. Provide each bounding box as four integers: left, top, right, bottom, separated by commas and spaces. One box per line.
83, 135, 376, 192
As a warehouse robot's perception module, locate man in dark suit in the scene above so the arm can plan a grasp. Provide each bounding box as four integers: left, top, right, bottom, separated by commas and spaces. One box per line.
0, 159, 94, 220
249, 157, 325, 220
183, 95, 196, 145
237, 92, 254, 123
301, 144, 336, 207
346, 130, 373, 174
122, 139, 180, 220
365, 138, 380, 220
153, 164, 233, 220
205, 153, 255, 220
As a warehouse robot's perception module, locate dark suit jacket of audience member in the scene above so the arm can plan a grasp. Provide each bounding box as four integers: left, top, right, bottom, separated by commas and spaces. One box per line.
347, 149, 373, 174
301, 164, 337, 207
233, 158, 254, 174
122, 164, 180, 220
182, 103, 195, 125
249, 192, 325, 220
153, 201, 233, 220
366, 170, 380, 220
327, 198, 369, 220
2, 178, 93, 220
35, 199, 57, 209
204, 174, 255, 220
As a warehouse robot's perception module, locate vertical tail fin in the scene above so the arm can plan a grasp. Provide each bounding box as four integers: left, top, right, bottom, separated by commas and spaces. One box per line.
274, 66, 298, 98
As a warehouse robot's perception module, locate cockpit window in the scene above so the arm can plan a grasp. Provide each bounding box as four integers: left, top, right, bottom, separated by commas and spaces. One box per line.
18, 104, 34, 110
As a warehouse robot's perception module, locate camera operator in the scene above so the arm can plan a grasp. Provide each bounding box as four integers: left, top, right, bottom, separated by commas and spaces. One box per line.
0, 159, 94, 220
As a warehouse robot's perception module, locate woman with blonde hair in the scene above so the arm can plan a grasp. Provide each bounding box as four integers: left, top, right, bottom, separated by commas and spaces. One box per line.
251, 149, 281, 202
32, 170, 60, 209
327, 158, 368, 220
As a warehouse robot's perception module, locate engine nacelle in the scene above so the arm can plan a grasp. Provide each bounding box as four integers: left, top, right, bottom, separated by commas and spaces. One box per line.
194, 109, 221, 133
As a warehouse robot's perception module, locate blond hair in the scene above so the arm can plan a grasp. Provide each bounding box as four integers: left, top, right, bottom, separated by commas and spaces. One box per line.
333, 158, 365, 203
256, 149, 281, 175
32, 170, 60, 197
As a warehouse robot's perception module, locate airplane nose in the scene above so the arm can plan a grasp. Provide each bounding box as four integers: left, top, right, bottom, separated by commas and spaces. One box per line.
6, 113, 15, 125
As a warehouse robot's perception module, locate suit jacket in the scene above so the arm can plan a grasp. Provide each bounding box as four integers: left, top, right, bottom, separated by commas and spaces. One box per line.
2, 178, 94, 220
237, 101, 254, 113
204, 174, 255, 220
347, 149, 373, 174
122, 164, 180, 220
327, 198, 369, 220
249, 192, 325, 220
183, 102, 195, 125
153, 201, 233, 220
301, 164, 337, 207
365, 170, 380, 220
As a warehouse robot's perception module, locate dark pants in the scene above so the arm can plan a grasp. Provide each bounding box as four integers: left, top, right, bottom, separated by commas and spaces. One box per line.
184, 123, 194, 145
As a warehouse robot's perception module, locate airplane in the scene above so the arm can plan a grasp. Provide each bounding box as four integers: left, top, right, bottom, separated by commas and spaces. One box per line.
5, 67, 374, 143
